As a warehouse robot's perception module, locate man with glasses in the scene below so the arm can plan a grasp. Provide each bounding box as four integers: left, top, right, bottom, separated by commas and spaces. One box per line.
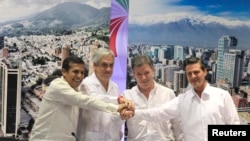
76, 47, 128, 141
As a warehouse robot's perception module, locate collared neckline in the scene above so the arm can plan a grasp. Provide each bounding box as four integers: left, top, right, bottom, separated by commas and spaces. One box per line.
190, 83, 210, 99
90, 72, 114, 93
135, 81, 157, 96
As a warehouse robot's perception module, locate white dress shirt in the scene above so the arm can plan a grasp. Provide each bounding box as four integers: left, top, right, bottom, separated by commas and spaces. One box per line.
76, 73, 124, 141
123, 82, 183, 141
134, 83, 240, 141
30, 77, 118, 141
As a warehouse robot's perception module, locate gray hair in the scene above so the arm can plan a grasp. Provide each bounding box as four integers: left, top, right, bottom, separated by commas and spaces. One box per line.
92, 47, 115, 64
131, 54, 153, 69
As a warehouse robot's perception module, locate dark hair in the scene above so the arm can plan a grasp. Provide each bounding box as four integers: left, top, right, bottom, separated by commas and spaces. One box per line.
51, 69, 62, 77
43, 76, 59, 86
184, 57, 206, 71
131, 54, 153, 70
62, 56, 85, 71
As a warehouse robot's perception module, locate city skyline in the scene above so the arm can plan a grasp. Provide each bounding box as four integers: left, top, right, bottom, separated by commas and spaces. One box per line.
0, 0, 249, 139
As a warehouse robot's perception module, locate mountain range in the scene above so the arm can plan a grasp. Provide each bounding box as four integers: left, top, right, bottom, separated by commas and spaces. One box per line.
128, 15, 250, 49
0, 2, 110, 32
0, 2, 250, 50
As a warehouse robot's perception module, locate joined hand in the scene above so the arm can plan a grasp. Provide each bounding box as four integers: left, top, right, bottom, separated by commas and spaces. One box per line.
117, 97, 135, 120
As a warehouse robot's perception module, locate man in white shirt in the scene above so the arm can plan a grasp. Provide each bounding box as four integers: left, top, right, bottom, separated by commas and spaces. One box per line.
124, 56, 240, 141
123, 55, 183, 141
30, 56, 131, 141
76, 47, 126, 141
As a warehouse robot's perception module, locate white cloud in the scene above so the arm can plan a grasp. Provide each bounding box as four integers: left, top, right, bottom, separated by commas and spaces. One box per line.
85, 0, 111, 9
0, 0, 110, 23
129, 12, 250, 27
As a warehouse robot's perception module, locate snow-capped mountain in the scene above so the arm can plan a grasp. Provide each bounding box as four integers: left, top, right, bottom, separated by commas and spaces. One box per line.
128, 13, 250, 49
0, 2, 249, 49
129, 13, 250, 27
0, 2, 110, 36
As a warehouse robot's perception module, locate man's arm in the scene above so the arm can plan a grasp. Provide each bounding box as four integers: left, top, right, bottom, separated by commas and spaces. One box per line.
46, 78, 129, 113
79, 82, 118, 103
122, 96, 180, 121
223, 91, 240, 124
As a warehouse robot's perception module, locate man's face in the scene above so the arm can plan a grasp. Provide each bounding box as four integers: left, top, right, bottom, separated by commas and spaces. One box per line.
185, 63, 207, 89
94, 54, 114, 81
62, 63, 85, 89
133, 64, 155, 90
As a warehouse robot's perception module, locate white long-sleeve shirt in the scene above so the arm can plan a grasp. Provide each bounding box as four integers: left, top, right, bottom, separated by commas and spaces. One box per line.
30, 77, 118, 141
134, 83, 240, 141
123, 82, 183, 141
76, 73, 124, 141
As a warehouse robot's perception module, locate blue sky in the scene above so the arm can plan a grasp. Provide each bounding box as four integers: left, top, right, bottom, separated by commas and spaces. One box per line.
175, 0, 250, 20
130, 0, 250, 21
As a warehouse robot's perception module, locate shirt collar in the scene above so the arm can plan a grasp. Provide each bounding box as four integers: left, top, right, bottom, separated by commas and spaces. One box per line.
190, 82, 210, 98
135, 81, 157, 95
91, 73, 114, 91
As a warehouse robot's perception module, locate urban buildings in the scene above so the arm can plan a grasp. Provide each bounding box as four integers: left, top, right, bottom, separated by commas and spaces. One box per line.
0, 61, 22, 137
0, 30, 249, 140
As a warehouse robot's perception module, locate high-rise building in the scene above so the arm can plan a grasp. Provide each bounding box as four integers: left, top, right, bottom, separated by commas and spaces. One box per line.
0, 61, 21, 137
0, 36, 4, 50
151, 45, 160, 58
154, 63, 164, 81
174, 70, 188, 95
61, 45, 71, 63
247, 61, 250, 74
164, 65, 180, 88
165, 45, 174, 60
210, 61, 217, 84
223, 50, 244, 87
216, 36, 237, 82
174, 45, 186, 60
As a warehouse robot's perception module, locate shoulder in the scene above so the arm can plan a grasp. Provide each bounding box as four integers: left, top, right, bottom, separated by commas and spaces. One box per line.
204, 85, 231, 101
207, 85, 229, 95
177, 89, 193, 100
82, 75, 94, 83
81, 75, 99, 87
49, 78, 67, 89
109, 80, 119, 88
123, 86, 137, 97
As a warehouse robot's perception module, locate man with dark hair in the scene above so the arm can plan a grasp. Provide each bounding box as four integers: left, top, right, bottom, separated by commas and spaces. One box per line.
123, 56, 240, 141
30, 56, 133, 141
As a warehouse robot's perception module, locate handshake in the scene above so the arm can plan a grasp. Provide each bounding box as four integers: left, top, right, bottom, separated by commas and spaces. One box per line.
117, 96, 135, 120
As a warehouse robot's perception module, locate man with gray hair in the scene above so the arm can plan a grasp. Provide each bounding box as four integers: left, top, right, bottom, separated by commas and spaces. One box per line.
122, 54, 183, 141
76, 47, 127, 141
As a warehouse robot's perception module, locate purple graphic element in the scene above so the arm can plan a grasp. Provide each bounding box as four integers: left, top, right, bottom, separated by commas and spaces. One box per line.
110, 0, 128, 93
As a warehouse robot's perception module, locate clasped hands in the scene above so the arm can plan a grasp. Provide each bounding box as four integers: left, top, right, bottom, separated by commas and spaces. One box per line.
117, 97, 135, 120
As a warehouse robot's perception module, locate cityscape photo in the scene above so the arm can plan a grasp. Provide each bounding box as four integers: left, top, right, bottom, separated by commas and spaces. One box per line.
0, 0, 249, 140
